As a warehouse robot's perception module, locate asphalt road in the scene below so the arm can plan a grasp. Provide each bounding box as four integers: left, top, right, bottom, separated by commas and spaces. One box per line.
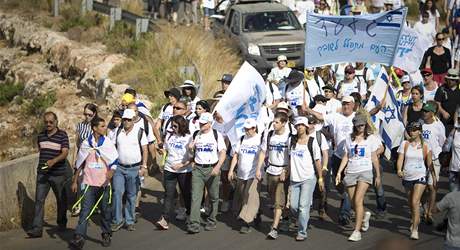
0, 167, 448, 250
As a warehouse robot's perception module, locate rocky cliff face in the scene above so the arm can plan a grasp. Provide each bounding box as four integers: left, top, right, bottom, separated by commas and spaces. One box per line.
0, 12, 151, 161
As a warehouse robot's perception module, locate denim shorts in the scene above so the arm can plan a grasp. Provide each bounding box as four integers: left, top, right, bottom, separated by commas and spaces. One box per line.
402, 176, 427, 190
203, 7, 214, 17
343, 170, 373, 187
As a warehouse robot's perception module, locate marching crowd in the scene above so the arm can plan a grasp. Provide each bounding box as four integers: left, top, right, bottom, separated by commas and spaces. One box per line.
22, 1, 460, 250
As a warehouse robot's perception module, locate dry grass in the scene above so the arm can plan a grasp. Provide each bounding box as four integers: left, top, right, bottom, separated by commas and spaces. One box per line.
121, 0, 145, 16
109, 25, 241, 116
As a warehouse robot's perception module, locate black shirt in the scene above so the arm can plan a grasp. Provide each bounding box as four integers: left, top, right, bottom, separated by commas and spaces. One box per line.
37, 129, 70, 176
420, 46, 452, 74
434, 86, 460, 125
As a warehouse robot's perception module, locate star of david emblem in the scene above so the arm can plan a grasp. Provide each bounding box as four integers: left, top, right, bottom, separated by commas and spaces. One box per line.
382, 105, 396, 123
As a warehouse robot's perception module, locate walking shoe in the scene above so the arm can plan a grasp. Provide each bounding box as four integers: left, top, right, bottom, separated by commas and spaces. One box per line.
187, 224, 200, 234
126, 224, 136, 231
220, 201, 230, 213
267, 227, 279, 239
295, 234, 306, 241
71, 205, 81, 217
155, 217, 169, 230
175, 207, 187, 221
348, 230, 362, 242
204, 221, 217, 231
361, 211, 371, 232
375, 211, 386, 220
70, 235, 85, 249
101, 233, 111, 247
111, 222, 124, 232
26, 228, 42, 238
410, 230, 419, 240
239, 223, 252, 234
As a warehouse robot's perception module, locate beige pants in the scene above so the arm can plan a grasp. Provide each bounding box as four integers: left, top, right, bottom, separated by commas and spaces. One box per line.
232, 178, 260, 223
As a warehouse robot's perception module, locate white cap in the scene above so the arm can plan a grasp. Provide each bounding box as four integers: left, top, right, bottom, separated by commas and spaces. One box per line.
122, 109, 136, 119
277, 55, 287, 62
401, 75, 411, 83
243, 118, 257, 129
384, 0, 393, 4
198, 112, 213, 124
180, 80, 196, 88
294, 117, 309, 127
342, 96, 355, 103
276, 101, 289, 111
305, 66, 314, 71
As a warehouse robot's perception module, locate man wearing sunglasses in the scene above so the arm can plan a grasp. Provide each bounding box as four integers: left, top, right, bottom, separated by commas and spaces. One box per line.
421, 68, 439, 102
336, 65, 367, 101
435, 68, 460, 136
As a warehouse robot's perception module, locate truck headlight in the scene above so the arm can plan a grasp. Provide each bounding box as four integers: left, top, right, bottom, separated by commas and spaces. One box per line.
248, 43, 260, 56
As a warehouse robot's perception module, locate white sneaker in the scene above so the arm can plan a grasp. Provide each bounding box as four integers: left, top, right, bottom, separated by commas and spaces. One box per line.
175, 207, 187, 221
220, 201, 229, 213
348, 230, 362, 242
361, 211, 371, 232
410, 230, 419, 240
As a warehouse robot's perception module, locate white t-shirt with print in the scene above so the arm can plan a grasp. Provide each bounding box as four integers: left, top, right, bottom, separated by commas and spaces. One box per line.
193, 129, 226, 165
164, 134, 193, 173
326, 98, 342, 114
324, 112, 355, 158
289, 140, 321, 182
235, 134, 262, 180
338, 78, 367, 97
422, 121, 446, 160
285, 83, 308, 117
423, 85, 438, 102
344, 135, 379, 174
398, 141, 431, 181
261, 129, 292, 176
267, 67, 292, 83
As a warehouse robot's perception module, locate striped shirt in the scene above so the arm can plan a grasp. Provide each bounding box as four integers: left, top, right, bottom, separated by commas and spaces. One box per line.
76, 122, 92, 148
37, 129, 69, 175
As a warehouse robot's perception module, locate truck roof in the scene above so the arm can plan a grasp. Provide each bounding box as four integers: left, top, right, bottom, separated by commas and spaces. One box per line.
231, 2, 291, 14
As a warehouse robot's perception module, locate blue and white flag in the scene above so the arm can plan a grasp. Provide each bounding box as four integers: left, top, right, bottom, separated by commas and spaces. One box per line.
213, 62, 266, 147
305, 8, 407, 67
393, 26, 432, 73
366, 67, 405, 158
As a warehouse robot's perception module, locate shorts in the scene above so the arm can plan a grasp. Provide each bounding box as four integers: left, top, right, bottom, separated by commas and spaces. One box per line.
203, 7, 214, 17
343, 170, 373, 187
267, 173, 287, 209
428, 159, 441, 185
402, 176, 427, 190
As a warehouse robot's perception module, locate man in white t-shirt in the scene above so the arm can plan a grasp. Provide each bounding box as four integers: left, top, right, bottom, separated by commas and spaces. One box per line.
285, 70, 308, 117
323, 85, 342, 114
305, 95, 356, 227
305, 67, 325, 101
188, 112, 226, 234
337, 65, 367, 100
267, 55, 292, 98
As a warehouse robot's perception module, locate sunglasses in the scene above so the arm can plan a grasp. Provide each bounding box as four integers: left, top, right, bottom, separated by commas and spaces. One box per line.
44, 120, 55, 124
324, 90, 333, 93
122, 118, 133, 122
436, 38, 444, 41
173, 106, 185, 110
83, 113, 94, 117
345, 72, 354, 75
306, 70, 314, 73
422, 74, 432, 78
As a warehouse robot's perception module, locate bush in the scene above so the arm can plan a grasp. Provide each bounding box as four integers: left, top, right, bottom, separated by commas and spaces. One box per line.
104, 22, 145, 56
24, 91, 57, 116
0, 83, 24, 106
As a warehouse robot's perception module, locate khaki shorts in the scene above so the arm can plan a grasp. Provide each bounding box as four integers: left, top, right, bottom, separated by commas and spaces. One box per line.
267, 173, 287, 209
428, 159, 441, 185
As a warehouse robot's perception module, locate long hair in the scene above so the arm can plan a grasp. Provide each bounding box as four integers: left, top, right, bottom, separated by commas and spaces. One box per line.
351, 123, 372, 141
411, 85, 424, 103
84, 103, 98, 121
422, 0, 437, 15
170, 115, 190, 137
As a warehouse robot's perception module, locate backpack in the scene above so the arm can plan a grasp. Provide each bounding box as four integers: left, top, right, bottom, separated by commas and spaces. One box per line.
268, 121, 294, 136
193, 129, 219, 142
290, 135, 316, 166
239, 131, 265, 146
160, 103, 172, 133
115, 127, 145, 156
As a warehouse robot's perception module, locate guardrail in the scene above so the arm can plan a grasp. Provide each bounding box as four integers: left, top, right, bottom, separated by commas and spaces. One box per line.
52, 0, 149, 40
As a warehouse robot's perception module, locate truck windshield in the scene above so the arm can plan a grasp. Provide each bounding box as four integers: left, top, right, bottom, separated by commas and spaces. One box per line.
242, 11, 301, 32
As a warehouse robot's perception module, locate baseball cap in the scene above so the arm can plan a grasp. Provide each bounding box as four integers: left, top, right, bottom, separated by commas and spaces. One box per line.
277, 55, 287, 62
342, 96, 355, 103
446, 68, 460, 80
352, 114, 367, 126
407, 121, 422, 131
164, 87, 181, 100
422, 102, 437, 113
394, 67, 405, 77
421, 68, 433, 75
121, 93, 135, 104
198, 112, 213, 124
313, 94, 328, 103
219, 74, 233, 83
401, 75, 411, 83
322, 84, 336, 93
243, 118, 257, 129
122, 109, 136, 119
294, 117, 309, 127
344, 65, 355, 74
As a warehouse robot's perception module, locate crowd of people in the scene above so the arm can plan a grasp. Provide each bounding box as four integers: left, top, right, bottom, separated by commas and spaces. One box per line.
22, 0, 460, 249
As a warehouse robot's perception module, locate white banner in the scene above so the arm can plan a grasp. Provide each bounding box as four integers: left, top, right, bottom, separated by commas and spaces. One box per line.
213, 62, 266, 146
393, 26, 432, 73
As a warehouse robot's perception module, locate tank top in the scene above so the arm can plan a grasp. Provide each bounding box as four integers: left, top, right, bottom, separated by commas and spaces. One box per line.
407, 103, 423, 124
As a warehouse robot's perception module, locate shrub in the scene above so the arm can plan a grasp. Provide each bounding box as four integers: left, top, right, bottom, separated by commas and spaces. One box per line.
24, 91, 57, 116
0, 83, 24, 106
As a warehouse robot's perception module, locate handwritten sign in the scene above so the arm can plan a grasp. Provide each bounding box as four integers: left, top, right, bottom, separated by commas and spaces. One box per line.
305, 8, 407, 67
393, 26, 432, 73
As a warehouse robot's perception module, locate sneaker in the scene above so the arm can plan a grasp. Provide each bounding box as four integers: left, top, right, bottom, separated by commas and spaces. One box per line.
410, 230, 419, 240
267, 228, 279, 239
239, 223, 252, 234
101, 233, 111, 247
26, 228, 42, 238
187, 224, 200, 234
111, 222, 124, 232
70, 235, 85, 249
156, 217, 169, 230
295, 234, 306, 241
348, 230, 362, 242
175, 207, 187, 221
204, 221, 217, 231
425, 215, 434, 225
71, 205, 81, 217
361, 211, 371, 232
126, 224, 136, 231
200, 207, 206, 214
220, 201, 230, 213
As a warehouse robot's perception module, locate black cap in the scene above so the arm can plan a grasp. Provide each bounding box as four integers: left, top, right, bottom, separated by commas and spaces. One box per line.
164, 87, 181, 100
218, 74, 233, 83
286, 70, 304, 85
322, 84, 337, 93
313, 94, 328, 103
407, 121, 422, 131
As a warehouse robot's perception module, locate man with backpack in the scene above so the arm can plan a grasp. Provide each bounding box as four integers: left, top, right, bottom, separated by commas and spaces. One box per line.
304, 67, 325, 100
187, 112, 227, 233
111, 109, 148, 232
336, 65, 367, 100
354, 62, 375, 90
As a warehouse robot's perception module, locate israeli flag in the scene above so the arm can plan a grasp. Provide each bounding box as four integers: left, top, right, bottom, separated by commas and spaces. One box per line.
366, 67, 405, 158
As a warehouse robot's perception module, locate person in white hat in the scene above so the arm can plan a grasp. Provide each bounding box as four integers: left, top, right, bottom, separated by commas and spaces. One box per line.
396, 75, 413, 106
267, 55, 292, 97
266, 102, 297, 135
180, 80, 201, 113
228, 118, 263, 234
304, 67, 325, 103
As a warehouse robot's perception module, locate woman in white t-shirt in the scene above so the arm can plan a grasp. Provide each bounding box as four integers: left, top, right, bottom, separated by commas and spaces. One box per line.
156, 115, 193, 230
420, 0, 440, 31
336, 113, 381, 242
288, 116, 323, 241
444, 120, 460, 192
396, 121, 436, 240
228, 118, 262, 234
